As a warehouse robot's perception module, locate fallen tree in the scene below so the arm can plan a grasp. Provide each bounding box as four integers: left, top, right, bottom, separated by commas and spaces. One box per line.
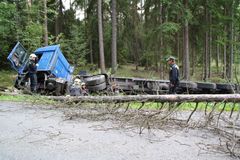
47, 94, 240, 103
1, 91, 239, 157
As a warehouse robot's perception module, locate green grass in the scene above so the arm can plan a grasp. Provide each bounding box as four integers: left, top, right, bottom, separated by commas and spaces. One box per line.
0, 94, 238, 112
0, 70, 16, 88
127, 102, 239, 112
0, 94, 57, 105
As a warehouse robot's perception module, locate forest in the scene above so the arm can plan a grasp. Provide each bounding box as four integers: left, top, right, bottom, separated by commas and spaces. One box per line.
1, 0, 240, 82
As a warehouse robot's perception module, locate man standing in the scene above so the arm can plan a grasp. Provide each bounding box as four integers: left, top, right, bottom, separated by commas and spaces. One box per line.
28, 54, 38, 92
167, 56, 180, 94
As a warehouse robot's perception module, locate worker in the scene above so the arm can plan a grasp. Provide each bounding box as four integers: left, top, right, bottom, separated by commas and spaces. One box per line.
70, 78, 81, 96
81, 82, 89, 96
111, 82, 119, 95
28, 53, 38, 92
166, 56, 180, 94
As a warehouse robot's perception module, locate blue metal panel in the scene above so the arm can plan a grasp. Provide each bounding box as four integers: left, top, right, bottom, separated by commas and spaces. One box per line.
7, 42, 28, 74
36, 51, 54, 71
34, 45, 59, 53
34, 44, 74, 82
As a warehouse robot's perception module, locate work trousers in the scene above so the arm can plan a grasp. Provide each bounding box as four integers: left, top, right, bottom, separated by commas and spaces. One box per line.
29, 73, 37, 92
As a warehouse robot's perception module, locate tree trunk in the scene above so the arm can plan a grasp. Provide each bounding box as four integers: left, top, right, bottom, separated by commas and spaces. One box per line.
90, 37, 93, 64
26, 0, 32, 19
43, 0, 48, 46
223, 6, 227, 79
55, 0, 63, 36
159, 1, 164, 78
98, 0, 106, 73
45, 94, 240, 103
111, 0, 117, 74
208, 12, 212, 78
132, 1, 140, 71
191, 45, 195, 76
183, 0, 190, 80
228, 1, 234, 81
203, 2, 209, 81
216, 38, 220, 74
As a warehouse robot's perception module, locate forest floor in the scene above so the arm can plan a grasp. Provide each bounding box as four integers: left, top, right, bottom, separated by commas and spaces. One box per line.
0, 101, 237, 160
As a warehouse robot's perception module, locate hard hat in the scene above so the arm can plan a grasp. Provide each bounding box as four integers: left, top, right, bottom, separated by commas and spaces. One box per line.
29, 54, 37, 59
166, 56, 176, 62
81, 82, 86, 86
74, 78, 81, 84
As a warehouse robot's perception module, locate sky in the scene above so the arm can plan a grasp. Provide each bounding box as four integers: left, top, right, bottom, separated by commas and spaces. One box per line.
62, 0, 84, 20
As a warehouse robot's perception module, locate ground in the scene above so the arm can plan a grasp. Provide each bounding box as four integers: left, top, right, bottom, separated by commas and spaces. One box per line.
0, 101, 235, 160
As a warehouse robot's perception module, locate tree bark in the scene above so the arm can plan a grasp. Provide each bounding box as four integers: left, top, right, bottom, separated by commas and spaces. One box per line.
45, 94, 240, 103
111, 0, 117, 74
216, 36, 220, 74
183, 0, 190, 80
90, 37, 93, 64
203, 2, 209, 81
228, 1, 234, 81
191, 45, 195, 76
208, 12, 212, 78
55, 0, 63, 36
98, 0, 106, 73
43, 0, 48, 46
223, 6, 227, 79
159, 1, 164, 78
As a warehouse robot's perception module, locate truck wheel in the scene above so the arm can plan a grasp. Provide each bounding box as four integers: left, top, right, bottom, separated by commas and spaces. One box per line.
84, 75, 106, 86
87, 82, 107, 92
54, 83, 62, 96
196, 82, 216, 90
235, 84, 240, 93
179, 81, 197, 89
216, 83, 235, 93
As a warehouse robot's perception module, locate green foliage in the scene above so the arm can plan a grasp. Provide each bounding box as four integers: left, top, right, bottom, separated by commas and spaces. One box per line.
22, 22, 43, 53
155, 22, 180, 34
1, 0, 240, 83
0, 2, 17, 67
59, 24, 88, 69
0, 70, 16, 88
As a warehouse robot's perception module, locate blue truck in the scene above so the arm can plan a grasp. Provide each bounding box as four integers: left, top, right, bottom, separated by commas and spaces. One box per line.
7, 42, 74, 95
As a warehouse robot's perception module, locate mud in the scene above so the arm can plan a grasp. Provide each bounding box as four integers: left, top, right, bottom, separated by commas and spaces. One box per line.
0, 102, 235, 160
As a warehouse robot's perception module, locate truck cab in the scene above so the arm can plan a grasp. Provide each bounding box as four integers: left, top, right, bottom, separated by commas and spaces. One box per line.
7, 42, 74, 95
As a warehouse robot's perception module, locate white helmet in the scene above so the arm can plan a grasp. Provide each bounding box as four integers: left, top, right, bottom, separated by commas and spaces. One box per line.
29, 53, 37, 59
74, 78, 81, 85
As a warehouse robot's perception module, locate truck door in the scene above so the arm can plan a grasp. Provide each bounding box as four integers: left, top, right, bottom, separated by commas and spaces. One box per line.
7, 42, 29, 74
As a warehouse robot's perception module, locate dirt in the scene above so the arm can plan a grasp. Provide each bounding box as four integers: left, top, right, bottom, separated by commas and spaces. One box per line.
0, 102, 236, 160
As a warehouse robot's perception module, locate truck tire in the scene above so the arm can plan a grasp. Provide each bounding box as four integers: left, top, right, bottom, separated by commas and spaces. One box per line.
147, 82, 169, 91
87, 82, 107, 92
216, 83, 235, 93
54, 83, 63, 96
196, 82, 216, 90
179, 81, 197, 89
235, 84, 240, 93
84, 75, 106, 86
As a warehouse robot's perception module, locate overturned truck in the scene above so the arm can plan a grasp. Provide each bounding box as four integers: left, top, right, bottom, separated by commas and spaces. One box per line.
8, 42, 74, 95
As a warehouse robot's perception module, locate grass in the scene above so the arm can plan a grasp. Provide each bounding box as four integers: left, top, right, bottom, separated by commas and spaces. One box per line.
0, 94, 238, 112
0, 70, 16, 88
0, 94, 57, 105
127, 102, 239, 112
